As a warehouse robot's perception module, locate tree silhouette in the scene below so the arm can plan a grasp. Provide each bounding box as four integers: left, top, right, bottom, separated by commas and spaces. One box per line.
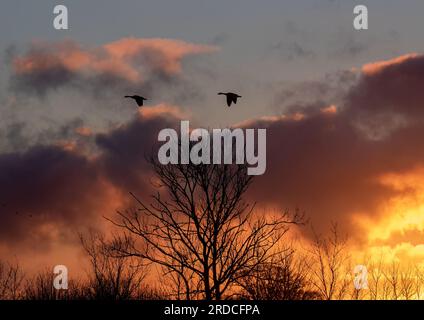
236, 249, 319, 300
80, 231, 150, 300
308, 223, 351, 300
22, 269, 84, 300
108, 159, 302, 300
0, 260, 24, 299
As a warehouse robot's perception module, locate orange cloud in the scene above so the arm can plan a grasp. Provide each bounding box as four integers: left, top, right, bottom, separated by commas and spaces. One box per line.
138, 103, 189, 120
75, 126, 93, 137
362, 53, 418, 75
13, 38, 219, 84
104, 38, 219, 75
344, 168, 424, 266
321, 104, 337, 114
235, 112, 307, 128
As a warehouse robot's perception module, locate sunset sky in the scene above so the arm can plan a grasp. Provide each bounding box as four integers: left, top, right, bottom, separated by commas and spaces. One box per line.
2, 0, 424, 275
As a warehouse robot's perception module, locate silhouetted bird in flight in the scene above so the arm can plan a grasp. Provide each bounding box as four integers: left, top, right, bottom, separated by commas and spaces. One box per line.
218, 92, 242, 107
125, 95, 148, 107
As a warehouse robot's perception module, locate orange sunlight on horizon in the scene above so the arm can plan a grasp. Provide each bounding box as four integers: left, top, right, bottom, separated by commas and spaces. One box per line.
352, 167, 424, 267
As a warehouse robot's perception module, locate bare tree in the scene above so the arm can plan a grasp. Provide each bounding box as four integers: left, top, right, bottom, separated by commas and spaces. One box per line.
352, 254, 409, 300
22, 269, 84, 300
413, 265, 424, 300
399, 265, 415, 300
80, 231, 147, 300
0, 260, 24, 299
367, 254, 384, 300
237, 248, 319, 300
309, 223, 351, 300
108, 160, 302, 300
383, 261, 400, 300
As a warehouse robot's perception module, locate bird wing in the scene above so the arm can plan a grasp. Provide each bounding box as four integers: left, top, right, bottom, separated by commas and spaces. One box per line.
134, 97, 144, 106
232, 95, 238, 104
226, 95, 232, 107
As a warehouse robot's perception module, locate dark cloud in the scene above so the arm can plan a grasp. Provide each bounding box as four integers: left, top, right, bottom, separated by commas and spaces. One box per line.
95, 108, 181, 192
271, 70, 357, 112
3, 122, 27, 150
0, 145, 102, 249
0, 106, 183, 251
0, 117, 93, 153
244, 54, 424, 241
347, 54, 424, 118
10, 64, 75, 98
2, 51, 424, 256
8, 38, 218, 105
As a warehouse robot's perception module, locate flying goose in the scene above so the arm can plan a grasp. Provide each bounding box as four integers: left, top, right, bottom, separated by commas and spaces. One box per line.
125, 95, 148, 107
218, 92, 242, 107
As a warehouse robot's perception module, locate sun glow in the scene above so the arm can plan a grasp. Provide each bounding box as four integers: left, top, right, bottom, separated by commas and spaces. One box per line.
352, 168, 424, 265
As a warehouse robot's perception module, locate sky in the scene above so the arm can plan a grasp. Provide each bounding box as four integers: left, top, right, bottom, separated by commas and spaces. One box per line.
2, 0, 424, 274
3, 0, 424, 126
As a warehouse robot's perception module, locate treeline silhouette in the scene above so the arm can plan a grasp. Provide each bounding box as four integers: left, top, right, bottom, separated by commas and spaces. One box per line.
1, 158, 422, 300
1, 228, 423, 300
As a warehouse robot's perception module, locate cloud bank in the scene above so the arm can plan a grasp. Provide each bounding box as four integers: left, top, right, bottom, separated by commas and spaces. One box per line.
10, 38, 218, 98
3, 37, 424, 266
